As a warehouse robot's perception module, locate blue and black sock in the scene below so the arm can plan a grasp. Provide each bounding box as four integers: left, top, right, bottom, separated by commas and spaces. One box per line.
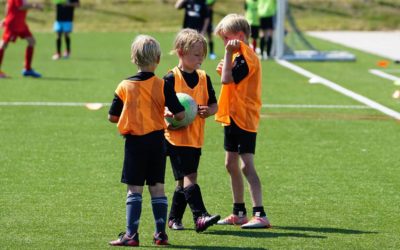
126, 193, 142, 236
151, 196, 168, 233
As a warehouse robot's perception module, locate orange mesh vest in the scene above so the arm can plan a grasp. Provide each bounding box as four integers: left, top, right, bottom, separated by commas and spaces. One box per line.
165, 67, 209, 148
115, 76, 166, 135
215, 41, 262, 132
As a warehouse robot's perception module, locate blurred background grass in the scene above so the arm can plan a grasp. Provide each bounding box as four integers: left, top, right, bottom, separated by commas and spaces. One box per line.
0, 0, 399, 32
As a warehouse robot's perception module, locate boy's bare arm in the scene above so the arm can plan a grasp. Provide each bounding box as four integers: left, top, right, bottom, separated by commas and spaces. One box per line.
221, 39, 241, 84
175, 0, 186, 9
198, 103, 218, 118
108, 114, 119, 123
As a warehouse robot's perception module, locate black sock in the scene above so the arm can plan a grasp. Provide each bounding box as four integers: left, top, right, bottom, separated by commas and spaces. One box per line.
56, 37, 61, 54
253, 206, 266, 217
65, 35, 71, 54
168, 186, 187, 221
260, 37, 265, 55
183, 184, 207, 222
266, 36, 272, 56
209, 41, 214, 55
233, 203, 246, 217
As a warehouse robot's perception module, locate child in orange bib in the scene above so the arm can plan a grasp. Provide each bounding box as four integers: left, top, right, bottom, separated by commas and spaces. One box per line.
214, 14, 271, 229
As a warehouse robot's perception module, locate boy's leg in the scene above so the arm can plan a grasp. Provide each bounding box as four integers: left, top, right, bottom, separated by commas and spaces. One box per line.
24, 37, 36, 71
217, 151, 249, 225
183, 175, 203, 216
183, 182, 220, 232
239, 153, 262, 207
109, 185, 142, 246
0, 40, 8, 77
126, 185, 144, 236
64, 32, 71, 56
149, 183, 169, 245
226, 151, 245, 203
168, 183, 186, 230
239, 154, 271, 229
56, 32, 62, 55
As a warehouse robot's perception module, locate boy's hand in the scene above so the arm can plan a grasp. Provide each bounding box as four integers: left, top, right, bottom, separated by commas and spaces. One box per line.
216, 59, 224, 74
225, 39, 241, 53
164, 107, 173, 118
198, 105, 210, 118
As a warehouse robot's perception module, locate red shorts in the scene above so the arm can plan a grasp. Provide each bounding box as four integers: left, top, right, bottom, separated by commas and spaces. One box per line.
2, 24, 32, 43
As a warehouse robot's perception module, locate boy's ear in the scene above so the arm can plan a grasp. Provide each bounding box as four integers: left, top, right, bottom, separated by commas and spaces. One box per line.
156, 55, 160, 64
239, 31, 246, 41
177, 49, 184, 57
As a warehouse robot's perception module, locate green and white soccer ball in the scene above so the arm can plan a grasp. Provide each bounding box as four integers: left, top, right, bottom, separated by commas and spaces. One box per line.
166, 93, 198, 128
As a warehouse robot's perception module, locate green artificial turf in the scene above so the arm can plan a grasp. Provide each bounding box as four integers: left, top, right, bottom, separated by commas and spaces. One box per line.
0, 32, 399, 249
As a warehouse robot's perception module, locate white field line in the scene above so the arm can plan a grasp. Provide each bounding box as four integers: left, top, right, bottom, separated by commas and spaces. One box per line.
0, 102, 371, 109
0, 102, 111, 106
0, 102, 371, 110
369, 69, 400, 82
262, 104, 370, 109
276, 59, 400, 120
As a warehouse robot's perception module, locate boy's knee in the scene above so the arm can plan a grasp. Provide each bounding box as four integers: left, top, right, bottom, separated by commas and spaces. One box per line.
149, 183, 165, 197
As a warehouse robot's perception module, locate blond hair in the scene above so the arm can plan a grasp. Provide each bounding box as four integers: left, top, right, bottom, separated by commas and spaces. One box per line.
131, 35, 161, 67
171, 28, 207, 57
214, 14, 251, 39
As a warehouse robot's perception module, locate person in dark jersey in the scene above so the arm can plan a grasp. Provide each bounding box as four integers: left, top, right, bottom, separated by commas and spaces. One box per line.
175, 0, 210, 35
52, 0, 80, 60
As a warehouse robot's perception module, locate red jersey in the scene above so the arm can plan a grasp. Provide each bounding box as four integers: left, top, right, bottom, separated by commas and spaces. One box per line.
4, 0, 28, 31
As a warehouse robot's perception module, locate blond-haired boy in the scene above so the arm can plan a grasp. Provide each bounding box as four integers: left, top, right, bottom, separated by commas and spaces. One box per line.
108, 35, 185, 246
164, 28, 220, 232
214, 14, 271, 229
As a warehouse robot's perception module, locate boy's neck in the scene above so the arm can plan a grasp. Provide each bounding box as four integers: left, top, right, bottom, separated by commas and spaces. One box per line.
178, 64, 195, 74
138, 65, 156, 73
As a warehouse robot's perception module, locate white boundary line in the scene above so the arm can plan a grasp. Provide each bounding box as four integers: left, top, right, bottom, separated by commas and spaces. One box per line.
0, 102, 110, 107
369, 69, 400, 82
0, 102, 371, 110
276, 59, 400, 120
262, 104, 370, 109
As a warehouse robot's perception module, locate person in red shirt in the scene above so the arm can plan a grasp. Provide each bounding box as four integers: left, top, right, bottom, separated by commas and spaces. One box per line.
0, 0, 43, 78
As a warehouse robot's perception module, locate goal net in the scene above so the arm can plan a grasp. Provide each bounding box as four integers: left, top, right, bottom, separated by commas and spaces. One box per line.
274, 0, 356, 61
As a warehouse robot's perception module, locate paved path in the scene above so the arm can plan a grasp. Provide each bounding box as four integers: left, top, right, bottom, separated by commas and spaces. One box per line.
308, 31, 400, 61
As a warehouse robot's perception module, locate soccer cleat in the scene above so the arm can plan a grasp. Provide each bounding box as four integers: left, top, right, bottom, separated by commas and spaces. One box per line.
153, 232, 169, 245
195, 213, 220, 233
0, 70, 7, 78
52, 53, 61, 60
241, 216, 271, 229
22, 69, 42, 78
168, 219, 184, 230
217, 214, 248, 225
109, 232, 139, 247
63, 51, 70, 59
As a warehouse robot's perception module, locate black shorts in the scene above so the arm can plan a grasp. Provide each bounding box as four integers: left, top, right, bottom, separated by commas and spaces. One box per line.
121, 130, 166, 186
250, 25, 259, 39
260, 16, 274, 30
224, 118, 257, 154
166, 141, 201, 181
